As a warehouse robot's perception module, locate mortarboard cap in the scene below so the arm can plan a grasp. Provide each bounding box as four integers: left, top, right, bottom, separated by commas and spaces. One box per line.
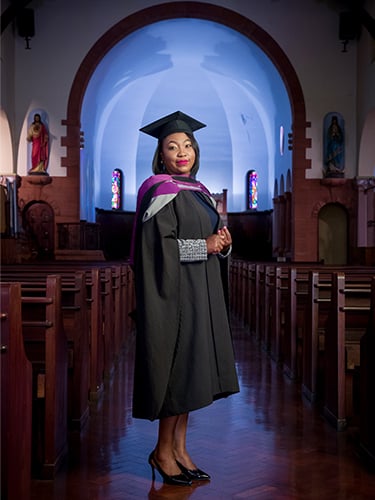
140, 111, 206, 140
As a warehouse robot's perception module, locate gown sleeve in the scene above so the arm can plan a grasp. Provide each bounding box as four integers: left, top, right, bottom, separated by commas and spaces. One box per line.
132, 201, 182, 419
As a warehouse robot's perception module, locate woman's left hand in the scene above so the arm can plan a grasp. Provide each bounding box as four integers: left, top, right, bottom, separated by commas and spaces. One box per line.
218, 226, 232, 251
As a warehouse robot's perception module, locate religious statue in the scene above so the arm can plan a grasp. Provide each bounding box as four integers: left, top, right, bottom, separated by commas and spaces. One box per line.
27, 113, 49, 174
323, 114, 345, 178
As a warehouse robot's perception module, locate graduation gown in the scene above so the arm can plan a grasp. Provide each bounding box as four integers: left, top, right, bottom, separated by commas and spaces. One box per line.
131, 174, 239, 421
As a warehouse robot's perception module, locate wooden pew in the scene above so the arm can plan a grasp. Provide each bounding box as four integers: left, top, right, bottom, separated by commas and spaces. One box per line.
80, 262, 134, 400
121, 262, 136, 346
1, 282, 32, 500
229, 259, 374, 433
242, 261, 253, 331
360, 276, 375, 466
261, 264, 321, 373
1, 261, 136, 407
323, 272, 372, 430
266, 265, 302, 370
229, 258, 240, 319
273, 265, 364, 387
238, 260, 248, 326
101, 267, 115, 380
1, 269, 91, 430
112, 264, 122, 358
267, 265, 283, 363
301, 270, 330, 403
86, 267, 105, 401
61, 271, 90, 430
255, 263, 374, 393
256, 264, 313, 380
230, 261, 276, 348
297, 270, 372, 430
282, 267, 299, 380
257, 264, 268, 348
20, 274, 69, 478
251, 263, 262, 339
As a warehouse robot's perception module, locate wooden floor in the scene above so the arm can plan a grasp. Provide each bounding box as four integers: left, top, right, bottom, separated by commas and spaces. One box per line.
31, 318, 375, 499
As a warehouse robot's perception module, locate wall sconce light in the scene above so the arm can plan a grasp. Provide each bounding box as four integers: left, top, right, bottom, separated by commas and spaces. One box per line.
17, 8, 35, 50
339, 11, 360, 53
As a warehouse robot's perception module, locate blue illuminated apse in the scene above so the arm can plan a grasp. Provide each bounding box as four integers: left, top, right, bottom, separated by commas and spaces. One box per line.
81, 18, 292, 219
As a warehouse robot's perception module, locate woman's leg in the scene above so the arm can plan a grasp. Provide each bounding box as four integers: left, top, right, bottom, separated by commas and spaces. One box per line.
173, 413, 196, 469
154, 415, 182, 476
173, 414, 211, 480
153, 413, 210, 481
154, 413, 196, 473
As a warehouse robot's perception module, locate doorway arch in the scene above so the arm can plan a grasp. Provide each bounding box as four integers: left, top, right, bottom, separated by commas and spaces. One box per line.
63, 2, 307, 229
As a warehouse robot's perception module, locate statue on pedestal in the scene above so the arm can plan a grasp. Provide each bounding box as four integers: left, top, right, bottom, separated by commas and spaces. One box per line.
27, 113, 49, 175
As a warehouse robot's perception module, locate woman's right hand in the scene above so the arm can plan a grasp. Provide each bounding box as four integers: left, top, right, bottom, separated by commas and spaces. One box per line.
206, 233, 226, 254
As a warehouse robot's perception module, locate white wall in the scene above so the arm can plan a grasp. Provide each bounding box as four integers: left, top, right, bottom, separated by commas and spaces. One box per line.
1, 2, 16, 173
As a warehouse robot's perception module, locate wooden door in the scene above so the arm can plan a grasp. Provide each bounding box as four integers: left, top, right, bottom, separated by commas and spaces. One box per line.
318, 203, 348, 265
23, 202, 54, 260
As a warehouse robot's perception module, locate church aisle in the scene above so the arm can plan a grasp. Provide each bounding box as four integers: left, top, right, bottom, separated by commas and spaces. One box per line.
31, 319, 375, 499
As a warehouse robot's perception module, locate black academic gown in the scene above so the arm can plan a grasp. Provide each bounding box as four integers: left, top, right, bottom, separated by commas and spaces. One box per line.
132, 175, 239, 420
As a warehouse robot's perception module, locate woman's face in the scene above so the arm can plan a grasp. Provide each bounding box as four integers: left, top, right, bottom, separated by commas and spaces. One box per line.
160, 132, 196, 176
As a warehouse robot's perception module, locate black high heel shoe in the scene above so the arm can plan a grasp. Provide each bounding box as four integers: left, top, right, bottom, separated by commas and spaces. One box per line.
175, 460, 211, 481
148, 451, 192, 486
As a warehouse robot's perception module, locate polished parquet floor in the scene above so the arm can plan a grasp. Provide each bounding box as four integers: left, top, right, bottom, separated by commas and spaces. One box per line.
31, 318, 375, 499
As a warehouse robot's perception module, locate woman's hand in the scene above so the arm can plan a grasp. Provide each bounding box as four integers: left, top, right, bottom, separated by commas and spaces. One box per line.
206, 226, 232, 254
218, 226, 232, 250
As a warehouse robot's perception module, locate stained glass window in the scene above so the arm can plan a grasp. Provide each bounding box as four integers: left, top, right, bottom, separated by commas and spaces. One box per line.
111, 169, 122, 210
246, 170, 258, 210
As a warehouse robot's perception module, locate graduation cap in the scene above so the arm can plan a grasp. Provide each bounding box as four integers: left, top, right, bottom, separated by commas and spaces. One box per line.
140, 111, 206, 140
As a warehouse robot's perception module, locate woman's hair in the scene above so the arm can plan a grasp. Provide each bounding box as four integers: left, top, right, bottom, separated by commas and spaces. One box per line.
152, 132, 201, 177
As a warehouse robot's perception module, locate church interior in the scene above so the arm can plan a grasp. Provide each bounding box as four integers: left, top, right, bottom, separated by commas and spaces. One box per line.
1, 0, 375, 498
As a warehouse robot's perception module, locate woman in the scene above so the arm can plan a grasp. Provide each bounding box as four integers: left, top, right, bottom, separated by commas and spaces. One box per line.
130, 111, 239, 486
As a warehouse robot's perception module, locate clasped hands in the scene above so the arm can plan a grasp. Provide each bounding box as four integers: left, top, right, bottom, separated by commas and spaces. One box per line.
206, 226, 232, 255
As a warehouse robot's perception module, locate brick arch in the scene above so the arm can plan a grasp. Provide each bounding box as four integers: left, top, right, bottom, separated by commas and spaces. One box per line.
66, 3, 305, 120
311, 199, 351, 218
19, 190, 61, 216
62, 1, 307, 183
